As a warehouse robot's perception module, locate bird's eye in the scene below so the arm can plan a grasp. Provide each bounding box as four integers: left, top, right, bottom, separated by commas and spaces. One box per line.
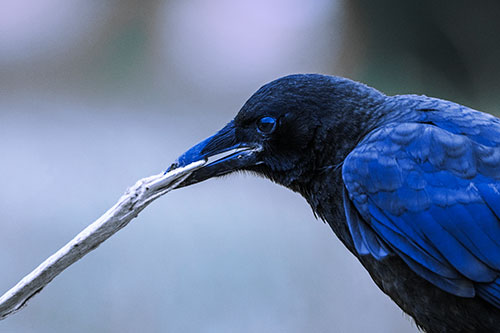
256, 116, 276, 134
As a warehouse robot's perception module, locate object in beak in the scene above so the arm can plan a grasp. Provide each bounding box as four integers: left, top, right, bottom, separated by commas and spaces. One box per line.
167, 121, 262, 187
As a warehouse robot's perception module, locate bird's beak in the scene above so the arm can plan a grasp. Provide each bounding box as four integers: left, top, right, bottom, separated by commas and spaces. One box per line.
166, 121, 262, 187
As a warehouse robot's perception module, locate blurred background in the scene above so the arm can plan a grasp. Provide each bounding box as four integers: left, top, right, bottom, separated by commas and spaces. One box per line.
1, 1, 499, 332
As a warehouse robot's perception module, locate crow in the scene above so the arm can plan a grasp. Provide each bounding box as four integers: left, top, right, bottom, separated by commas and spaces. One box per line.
168, 74, 500, 332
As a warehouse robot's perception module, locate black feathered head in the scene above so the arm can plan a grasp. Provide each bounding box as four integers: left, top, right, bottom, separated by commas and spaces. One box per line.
169, 74, 386, 190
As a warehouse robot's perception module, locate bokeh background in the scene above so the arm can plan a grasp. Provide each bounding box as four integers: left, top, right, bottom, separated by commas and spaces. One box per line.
1, 1, 499, 332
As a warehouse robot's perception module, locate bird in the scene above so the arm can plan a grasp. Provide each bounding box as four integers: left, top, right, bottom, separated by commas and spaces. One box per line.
167, 74, 500, 332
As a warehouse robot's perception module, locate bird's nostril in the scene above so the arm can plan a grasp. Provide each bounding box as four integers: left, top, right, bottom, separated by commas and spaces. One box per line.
166, 162, 179, 173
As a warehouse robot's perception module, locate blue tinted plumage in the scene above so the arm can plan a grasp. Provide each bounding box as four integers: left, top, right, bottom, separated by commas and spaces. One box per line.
173, 74, 500, 331
343, 105, 500, 307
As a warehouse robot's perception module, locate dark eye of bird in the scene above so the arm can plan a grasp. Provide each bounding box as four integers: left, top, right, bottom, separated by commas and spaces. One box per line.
256, 116, 276, 134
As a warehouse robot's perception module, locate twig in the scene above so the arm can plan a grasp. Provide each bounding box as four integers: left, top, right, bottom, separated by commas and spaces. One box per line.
0, 160, 205, 320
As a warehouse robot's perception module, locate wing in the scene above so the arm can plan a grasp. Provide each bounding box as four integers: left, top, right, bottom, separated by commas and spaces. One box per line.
342, 111, 500, 306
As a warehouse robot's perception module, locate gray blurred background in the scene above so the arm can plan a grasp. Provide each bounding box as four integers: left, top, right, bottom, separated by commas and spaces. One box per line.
1, 1, 499, 332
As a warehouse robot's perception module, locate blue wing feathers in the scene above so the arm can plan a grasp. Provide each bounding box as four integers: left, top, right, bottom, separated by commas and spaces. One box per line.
343, 188, 370, 256
477, 279, 500, 308
418, 207, 496, 282
368, 203, 442, 264
462, 203, 500, 248
342, 105, 500, 307
343, 188, 390, 259
394, 247, 474, 297
429, 205, 500, 269
369, 206, 460, 279
476, 182, 500, 219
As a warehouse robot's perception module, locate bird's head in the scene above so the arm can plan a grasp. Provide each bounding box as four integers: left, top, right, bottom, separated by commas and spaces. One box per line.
168, 74, 386, 192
